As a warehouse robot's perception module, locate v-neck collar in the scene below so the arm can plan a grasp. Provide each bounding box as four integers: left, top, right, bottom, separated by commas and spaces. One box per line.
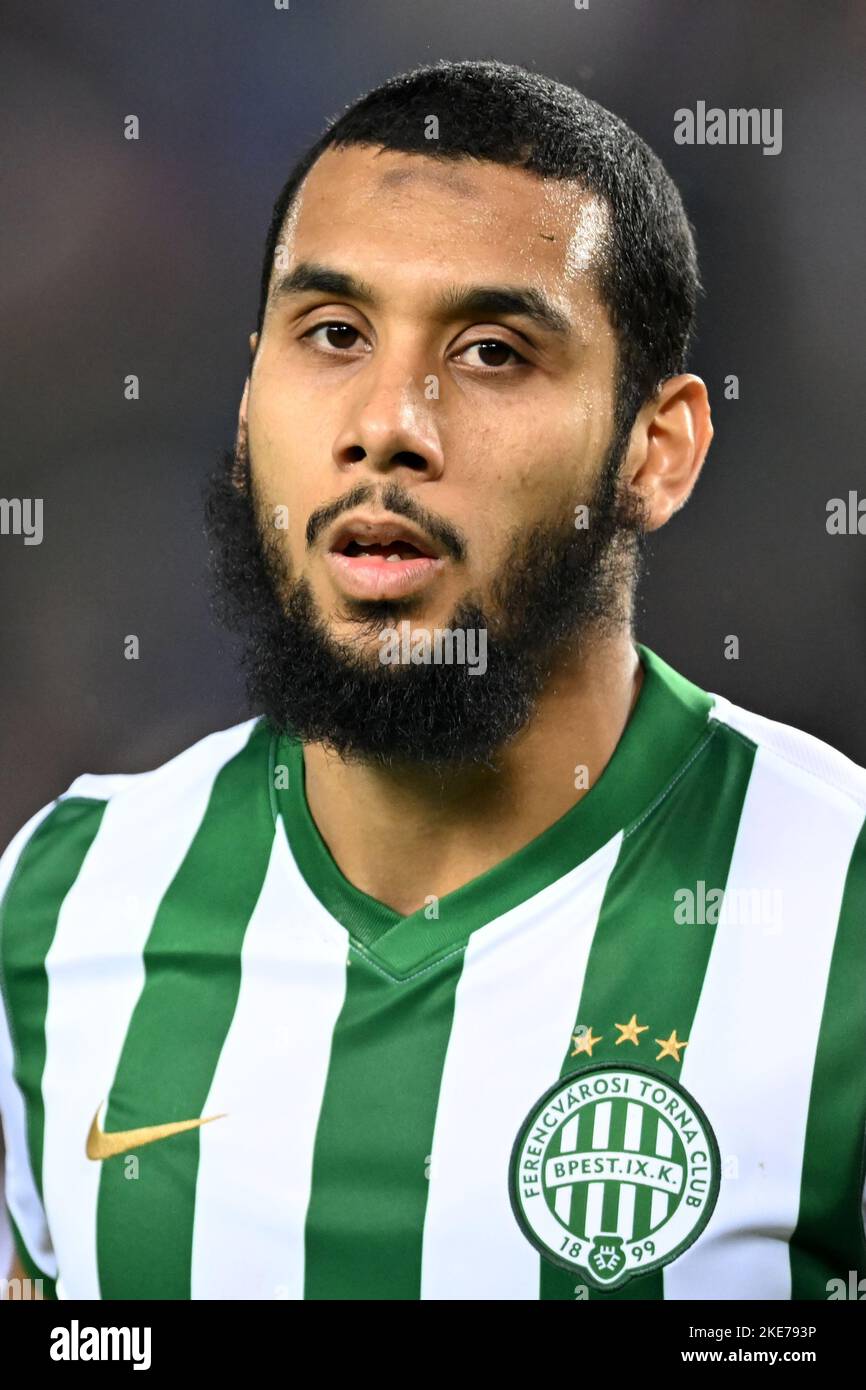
269, 644, 715, 975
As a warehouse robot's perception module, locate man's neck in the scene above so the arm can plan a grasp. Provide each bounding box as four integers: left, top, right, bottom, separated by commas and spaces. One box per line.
301, 633, 644, 917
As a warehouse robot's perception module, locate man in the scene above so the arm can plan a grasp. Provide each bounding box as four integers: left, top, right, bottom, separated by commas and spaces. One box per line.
2, 60, 864, 1302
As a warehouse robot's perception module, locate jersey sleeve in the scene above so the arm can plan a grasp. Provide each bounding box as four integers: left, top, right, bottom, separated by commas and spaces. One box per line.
0, 803, 60, 1297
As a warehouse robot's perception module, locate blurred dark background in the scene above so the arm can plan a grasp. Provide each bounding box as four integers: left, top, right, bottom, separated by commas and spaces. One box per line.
1, 0, 865, 849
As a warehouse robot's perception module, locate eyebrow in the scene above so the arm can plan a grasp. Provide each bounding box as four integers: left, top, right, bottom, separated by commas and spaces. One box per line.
270, 262, 376, 307
269, 260, 573, 339
436, 284, 571, 339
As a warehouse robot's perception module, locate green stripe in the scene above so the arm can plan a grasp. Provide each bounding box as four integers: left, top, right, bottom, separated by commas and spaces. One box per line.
0, 798, 106, 1225
600, 1101, 628, 1233
633, 1166, 654, 1241
95, 722, 275, 1299
303, 944, 464, 1299
790, 813, 866, 1297
541, 722, 756, 1299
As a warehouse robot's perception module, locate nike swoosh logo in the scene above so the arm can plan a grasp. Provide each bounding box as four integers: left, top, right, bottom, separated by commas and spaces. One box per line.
86, 1101, 227, 1161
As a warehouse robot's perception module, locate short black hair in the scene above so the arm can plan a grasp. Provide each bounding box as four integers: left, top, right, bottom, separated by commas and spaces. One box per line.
256, 59, 701, 441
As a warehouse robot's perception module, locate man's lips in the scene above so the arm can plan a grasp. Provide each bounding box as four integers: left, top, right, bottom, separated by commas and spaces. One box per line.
327, 513, 444, 558
325, 549, 445, 599
324, 513, 447, 599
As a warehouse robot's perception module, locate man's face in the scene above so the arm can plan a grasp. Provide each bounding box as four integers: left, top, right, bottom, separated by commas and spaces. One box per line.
242, 143, 622, 650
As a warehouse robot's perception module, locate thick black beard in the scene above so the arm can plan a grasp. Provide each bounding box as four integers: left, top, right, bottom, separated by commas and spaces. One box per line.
204, 436, 649, 769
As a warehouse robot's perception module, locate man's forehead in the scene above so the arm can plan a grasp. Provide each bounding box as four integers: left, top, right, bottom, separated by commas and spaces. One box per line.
374, 157, 480, 201
281, 144, 612, 283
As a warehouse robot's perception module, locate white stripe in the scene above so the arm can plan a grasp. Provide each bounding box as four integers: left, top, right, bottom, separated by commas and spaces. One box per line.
0, 1152, 10, 1278
420, 834, 622, 1299
554, 1186, 573, 1226
650, 1188, 669, 1232
591, 1101, 611, 1149
623, 1103, 643, 1151
560, 1116, 579, 1153
41, 720, 254, 1298
585, 1183, 605, 1237
650, 1120, 672, 1230
0, 802, 58, 1278
656, 1118, 673, 1158
617, 1183, 636, 1238
191, 822, 349, 1299
666, 741, 865, 1299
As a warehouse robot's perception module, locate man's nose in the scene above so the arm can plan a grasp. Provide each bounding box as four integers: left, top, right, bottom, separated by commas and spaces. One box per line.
331, 351, 445, 480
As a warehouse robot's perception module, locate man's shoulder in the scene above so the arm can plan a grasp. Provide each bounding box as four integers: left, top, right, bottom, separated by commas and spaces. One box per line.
0, 716, 267, 887
58, 715, 266, 809
706, 685, 866, 819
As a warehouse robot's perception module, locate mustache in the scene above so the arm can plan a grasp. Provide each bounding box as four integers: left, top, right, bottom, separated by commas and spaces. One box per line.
305, 480, 467, 562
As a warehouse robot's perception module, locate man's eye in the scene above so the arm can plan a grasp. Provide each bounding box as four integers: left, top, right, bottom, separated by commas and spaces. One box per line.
304, 322, 366, 351
457, 339, 526, 369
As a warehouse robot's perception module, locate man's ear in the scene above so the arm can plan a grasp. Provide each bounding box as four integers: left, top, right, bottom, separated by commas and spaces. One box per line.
233, 346, 257, 493
624, 375, 713, 532
238, 374, 250, 429
232, 332, 260, 492
238, 332, 259, 431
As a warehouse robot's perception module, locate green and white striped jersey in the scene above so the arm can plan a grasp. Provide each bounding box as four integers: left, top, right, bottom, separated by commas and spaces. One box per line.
1, 643, 865, 1300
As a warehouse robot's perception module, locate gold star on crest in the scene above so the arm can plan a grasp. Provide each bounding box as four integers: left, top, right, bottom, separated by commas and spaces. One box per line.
614, 1014, 649, 1047
570, 1027, 602, 1057
655, 1030, 688, 1063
